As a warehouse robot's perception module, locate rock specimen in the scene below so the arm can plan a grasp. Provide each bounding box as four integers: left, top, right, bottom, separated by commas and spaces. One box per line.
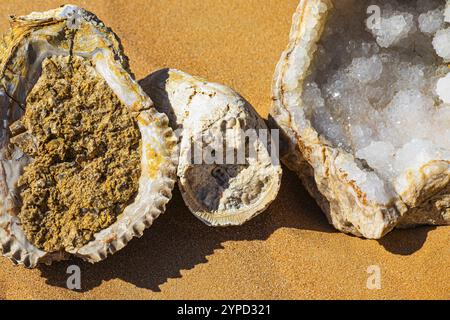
0, 6, 177, 267
142, 69, 282, 226
271, 0, 450, 238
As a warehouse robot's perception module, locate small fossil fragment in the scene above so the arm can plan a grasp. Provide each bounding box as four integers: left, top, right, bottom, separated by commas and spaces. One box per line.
271, 0, 450, 238
142, 69, 282, 226
0, 6, 177, 267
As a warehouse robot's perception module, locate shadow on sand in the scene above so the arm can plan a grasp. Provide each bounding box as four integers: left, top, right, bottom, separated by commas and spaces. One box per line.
378, 225, 436, 255
38, 169, 333, 292
38, 166, 437, 293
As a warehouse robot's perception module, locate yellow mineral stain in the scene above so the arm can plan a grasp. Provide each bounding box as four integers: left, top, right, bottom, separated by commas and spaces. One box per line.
145, 142, 163, 179
137, 113, 151, 126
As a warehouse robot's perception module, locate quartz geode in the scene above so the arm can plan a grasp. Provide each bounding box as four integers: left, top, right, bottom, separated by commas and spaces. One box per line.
271, 0, 450, 238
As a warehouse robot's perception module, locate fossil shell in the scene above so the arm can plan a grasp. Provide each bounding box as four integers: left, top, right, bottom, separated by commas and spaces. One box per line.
271, 0, 450, 239
142, 69, 282, 226
0, 6, 177, 267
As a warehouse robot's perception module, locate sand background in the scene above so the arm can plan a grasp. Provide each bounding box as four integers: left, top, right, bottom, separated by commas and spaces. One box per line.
0, 0, 448, 300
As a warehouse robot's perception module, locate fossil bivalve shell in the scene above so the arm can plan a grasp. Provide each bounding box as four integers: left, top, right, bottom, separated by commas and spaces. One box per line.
0, 5, 178, 267
142, 69, 282, 226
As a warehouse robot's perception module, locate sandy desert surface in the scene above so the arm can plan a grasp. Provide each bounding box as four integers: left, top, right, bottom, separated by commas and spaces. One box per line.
0, 0, 448, 300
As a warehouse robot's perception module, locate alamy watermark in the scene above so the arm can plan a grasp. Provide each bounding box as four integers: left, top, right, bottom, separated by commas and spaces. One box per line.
176, 128, 280, 166
66, 265, 81, 290
66, 8, 81, 30
366, 265, 382, 290
366, 5, 382, 30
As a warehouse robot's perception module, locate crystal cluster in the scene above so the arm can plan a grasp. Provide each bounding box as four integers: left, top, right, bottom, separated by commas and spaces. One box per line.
303, 0, 450, 189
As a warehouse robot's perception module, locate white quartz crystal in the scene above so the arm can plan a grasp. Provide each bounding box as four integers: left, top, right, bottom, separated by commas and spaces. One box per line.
394, 139, 436, 174
445, 2, 450, 22
356, 141, 395, 179
436, 72, 450, 103
433, 28, 450, 60
419, 9, 444, 34
368, 12, 415, 48
348, 55, 383, 84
